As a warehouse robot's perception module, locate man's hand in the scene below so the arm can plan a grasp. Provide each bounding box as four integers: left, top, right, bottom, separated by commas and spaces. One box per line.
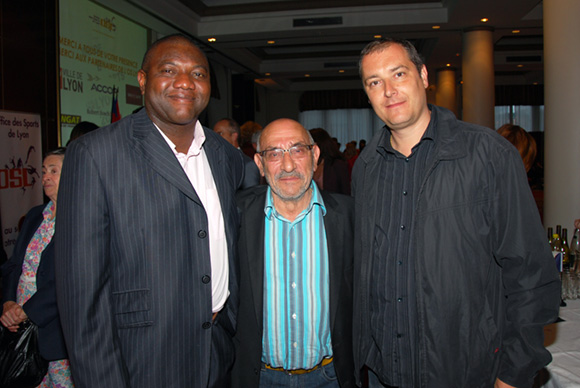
0, 301, 28, 332
495, 378, 517, 388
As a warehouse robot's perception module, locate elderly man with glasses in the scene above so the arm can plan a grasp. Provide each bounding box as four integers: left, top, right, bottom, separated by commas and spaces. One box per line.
231, 118, 356, 388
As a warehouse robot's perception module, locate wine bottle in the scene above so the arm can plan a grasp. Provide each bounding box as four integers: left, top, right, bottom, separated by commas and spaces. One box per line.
561, 228, 570, 271
552, 233, 563, 272
548, 227, 554, 245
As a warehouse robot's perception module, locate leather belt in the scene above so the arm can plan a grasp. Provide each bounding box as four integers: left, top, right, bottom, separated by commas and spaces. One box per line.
264, 357, 333, 375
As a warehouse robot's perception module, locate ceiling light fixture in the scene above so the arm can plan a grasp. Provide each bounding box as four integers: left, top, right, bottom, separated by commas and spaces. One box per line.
374, 35, 382, 39
267, 40, 275, 44
512, 30, 521, 34
265, 73, 271, 76
480, 18, 489, 23
305, 74, 310, 77
432, 25, 440, 29
208, 38, 216, 42
517, 64, 524, 67
338, 70, 345, 73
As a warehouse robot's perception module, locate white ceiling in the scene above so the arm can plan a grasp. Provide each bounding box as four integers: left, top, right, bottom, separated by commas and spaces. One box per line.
96, 0, 544, 91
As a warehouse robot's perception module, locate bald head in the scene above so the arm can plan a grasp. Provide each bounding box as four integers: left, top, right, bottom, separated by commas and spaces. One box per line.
257, 119, 314, 152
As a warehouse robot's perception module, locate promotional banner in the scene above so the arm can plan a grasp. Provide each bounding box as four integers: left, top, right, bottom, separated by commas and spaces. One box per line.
59, 0, 147, 144
0, 110, 43, 258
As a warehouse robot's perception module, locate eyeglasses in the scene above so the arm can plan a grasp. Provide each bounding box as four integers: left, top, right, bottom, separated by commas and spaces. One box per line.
258, 144, 314, 162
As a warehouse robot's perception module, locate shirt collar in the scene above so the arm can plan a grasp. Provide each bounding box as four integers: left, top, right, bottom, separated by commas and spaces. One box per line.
264, 182, 327, 221
154, 121, 206, 156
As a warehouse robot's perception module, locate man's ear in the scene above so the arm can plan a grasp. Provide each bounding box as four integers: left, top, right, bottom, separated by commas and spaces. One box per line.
254, 153, 265, 177
137, 70, 147, 95
312, 145, 321, 171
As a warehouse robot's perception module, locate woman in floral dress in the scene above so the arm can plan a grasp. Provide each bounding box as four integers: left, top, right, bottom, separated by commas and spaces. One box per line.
1, 147, 74, 388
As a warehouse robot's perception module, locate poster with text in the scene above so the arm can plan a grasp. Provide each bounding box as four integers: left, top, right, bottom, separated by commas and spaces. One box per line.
0, 110, 43, 258
59, 0, 147, 144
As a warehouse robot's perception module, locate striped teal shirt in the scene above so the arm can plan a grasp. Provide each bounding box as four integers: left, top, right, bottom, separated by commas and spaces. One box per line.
262, 183, 332, 370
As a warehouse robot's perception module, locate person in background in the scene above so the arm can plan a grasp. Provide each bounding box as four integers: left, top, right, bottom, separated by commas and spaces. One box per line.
353, 37, 560, 388
497, 124, 537, 172
232, 119, 355, 388
214, 118, 261, 188
55, 34, 243, 388
358, 139, 366, 154
343, 141, 358, 173
575, 219, 580, 229
310, 127, 350, 195
240, 120, 263, 158
66, 121, 98, 145
1, 147, 74, 388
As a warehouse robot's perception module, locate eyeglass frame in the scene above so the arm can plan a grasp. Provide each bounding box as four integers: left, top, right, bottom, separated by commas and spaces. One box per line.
257, 144, 315, 162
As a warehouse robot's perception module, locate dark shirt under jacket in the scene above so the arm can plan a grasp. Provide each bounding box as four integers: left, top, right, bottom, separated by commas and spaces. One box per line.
365, 109, 436, 387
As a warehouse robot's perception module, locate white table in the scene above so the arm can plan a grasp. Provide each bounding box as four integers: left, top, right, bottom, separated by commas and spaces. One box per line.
537, 299, 580, 388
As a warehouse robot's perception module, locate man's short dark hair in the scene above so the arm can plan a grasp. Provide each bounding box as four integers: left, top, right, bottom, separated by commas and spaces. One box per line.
359, 38, 425, 79
141, 33, 203, 71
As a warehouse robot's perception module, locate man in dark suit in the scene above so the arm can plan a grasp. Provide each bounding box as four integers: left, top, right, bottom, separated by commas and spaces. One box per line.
55, 34, 243, 387
213, 118, 261, 189
232, 118, 355, 388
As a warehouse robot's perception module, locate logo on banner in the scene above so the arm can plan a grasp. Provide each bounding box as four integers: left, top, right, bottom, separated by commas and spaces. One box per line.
60, 68, 84, 93
0, 146, 40, 193
88, 14, 117, 32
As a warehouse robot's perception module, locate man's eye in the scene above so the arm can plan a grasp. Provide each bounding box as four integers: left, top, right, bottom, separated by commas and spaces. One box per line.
193, 72, 206, 78
269, 150, 281, 158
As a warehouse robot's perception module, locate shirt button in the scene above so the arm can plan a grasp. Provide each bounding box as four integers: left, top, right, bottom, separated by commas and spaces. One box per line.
405, 158, 409, 162
400, 225, 405, 230
397, 334, 402, 338
397, 298, 403, 302
198, 230, 207, 238
292, 313, 297, 319
402, 190, 407, 196
398, 261, 403, 265
291, 252, 296, 258
293, 342, 298, 348
202, 275, 211, 284
202, 322, 212, 329
292, 282, 296, 288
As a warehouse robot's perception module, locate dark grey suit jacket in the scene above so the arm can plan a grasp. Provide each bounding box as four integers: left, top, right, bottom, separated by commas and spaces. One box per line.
55, 109, 243, 388
231, 185, 356, 388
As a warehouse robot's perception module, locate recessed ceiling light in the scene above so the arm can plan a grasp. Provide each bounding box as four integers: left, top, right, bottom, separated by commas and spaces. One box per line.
374, 35, 382, 39
480, 18, 489, 23
208, 38, 216, 42
267, 40, 275, 44
305, 74, 310, 77
446, 63, 451, 67
265, 73, 271, 76
338, 70, 345, 73
432, 25, 441, 29
517, 64, 524, 68
512, 30, 521, 34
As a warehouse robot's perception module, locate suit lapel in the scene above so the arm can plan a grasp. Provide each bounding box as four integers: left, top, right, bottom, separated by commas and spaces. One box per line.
322, 192, 344, 332
243, 191, 267, 331
131, 110, 202, 205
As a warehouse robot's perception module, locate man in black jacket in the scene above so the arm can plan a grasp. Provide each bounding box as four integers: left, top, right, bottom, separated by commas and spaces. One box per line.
232, 118, 355, 388
353, 38, 560, 388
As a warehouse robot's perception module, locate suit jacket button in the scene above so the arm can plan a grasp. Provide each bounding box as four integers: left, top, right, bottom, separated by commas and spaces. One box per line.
202, 275, 211, 284
202, 322, 212, 329
198, 230, 207, 238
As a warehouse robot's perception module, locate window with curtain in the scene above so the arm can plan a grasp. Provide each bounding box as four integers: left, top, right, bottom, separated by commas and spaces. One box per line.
494, 105, 544, 131
299, 108, 384, 151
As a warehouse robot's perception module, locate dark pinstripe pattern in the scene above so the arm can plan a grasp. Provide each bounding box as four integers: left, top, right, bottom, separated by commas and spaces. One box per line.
55, 109, 243, 388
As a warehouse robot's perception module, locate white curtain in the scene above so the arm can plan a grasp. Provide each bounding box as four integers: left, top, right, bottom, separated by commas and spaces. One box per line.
299, 108, 385, 151
494, 105, 544, 132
